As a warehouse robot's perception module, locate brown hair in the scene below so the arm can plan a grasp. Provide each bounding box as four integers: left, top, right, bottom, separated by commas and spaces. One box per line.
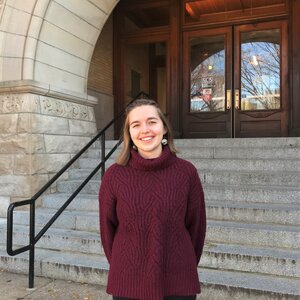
116, 99, 177, 166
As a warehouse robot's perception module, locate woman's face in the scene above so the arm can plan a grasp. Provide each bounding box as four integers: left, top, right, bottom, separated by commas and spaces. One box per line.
128, 105, 167, 159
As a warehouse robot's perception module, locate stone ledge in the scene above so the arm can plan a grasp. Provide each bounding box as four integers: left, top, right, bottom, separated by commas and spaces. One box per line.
0, 80, 98, 106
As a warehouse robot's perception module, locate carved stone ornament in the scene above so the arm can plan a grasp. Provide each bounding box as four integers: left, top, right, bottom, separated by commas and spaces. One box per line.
0, 95, 22, 113
41, 97, 94, 121
0, 94, 40, 113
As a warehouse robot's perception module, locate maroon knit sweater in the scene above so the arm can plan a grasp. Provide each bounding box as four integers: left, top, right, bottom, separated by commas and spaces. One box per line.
99, 146, 206, 300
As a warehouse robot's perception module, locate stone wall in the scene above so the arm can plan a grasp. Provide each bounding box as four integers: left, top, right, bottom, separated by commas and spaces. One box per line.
0, 0, 119, 216
0, 91, 96, 216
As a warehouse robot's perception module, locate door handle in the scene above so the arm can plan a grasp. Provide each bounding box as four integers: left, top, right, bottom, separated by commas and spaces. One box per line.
235, 89, 240, 110
226, 89, 231, 110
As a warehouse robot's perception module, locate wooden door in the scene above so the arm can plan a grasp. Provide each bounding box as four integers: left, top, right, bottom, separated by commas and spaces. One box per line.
234, 21, 288, 137
182, 20, 288, 138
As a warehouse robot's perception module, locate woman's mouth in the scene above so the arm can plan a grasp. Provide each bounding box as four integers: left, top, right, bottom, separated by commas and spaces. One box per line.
140, 136, 154, 141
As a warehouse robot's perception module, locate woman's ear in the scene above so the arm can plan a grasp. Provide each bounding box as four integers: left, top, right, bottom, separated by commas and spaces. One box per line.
163, 127, 167, 135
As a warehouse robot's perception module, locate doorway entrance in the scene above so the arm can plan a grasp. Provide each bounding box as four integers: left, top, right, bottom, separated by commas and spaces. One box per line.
182, 20, 288, 138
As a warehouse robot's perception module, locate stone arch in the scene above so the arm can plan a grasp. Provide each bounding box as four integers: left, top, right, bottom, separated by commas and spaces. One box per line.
0, 0, 118, 98
0, 0, 119, 214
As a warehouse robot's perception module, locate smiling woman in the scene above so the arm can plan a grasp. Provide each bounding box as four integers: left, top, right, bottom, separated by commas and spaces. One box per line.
128, 105, 167, 159
98, 99, 206, 300
116, 99, 177, 165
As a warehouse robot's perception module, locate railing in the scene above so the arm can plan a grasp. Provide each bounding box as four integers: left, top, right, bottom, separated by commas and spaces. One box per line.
6, 91, 149, 289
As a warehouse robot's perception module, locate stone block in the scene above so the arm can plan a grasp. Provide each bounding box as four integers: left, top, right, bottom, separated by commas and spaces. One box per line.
45, 1, 100, 45
0, 5, 31, 35
35, 61, 86, 93
27, 15, 43, 39
0, 133, 29, 154
39, 21, 93, 62
0, 31, 25, 57
32, 154, 71, 174
13, 154, 30, 174
0, 93, 40, 114
89, 0, 118, 15
0, 133, 45, 154
0, 174, 47, 197
69, 119, 96, 136
44, 135, 91, 153
0, 155, 13, 174
36, 42, 88, 77
23, 36, 38, 60
0, 57, 22, 81
17, 113, 69, 134
40, 96, 95, 122
14, 153, 72, 175
55, 0, 107, 28
0, 196, 10, 217
6, 0, 36, 14
0, 114, 18, 133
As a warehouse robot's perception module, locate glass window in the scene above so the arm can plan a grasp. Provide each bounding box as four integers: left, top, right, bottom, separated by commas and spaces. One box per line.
241, 29, 280, 110
189, 35, 226, 112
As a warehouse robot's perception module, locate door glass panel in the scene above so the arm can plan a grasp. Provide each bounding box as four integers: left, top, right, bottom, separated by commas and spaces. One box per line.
241, 29, 280, 110
189, 35, 226, 112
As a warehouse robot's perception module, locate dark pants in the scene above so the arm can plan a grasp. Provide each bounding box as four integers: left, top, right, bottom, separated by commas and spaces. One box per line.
113, 296, 196, 300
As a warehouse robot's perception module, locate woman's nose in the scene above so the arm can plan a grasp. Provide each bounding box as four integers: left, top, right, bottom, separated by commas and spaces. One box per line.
141, 123, 149, 133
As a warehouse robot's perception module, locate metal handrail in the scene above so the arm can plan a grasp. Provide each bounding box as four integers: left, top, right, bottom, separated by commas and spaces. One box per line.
6, 91, 149, 288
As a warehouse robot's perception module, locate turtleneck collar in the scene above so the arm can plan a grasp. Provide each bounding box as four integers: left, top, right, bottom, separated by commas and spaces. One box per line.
128, 146, 177, 171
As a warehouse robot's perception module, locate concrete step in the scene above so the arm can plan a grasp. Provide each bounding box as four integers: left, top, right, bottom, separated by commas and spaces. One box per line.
1, 224, 102, 256
9, 209, 300, 249
0, 247, 299, 299
95, 138, 300, 149
43, 193, 98, 211
68, 168, 300, 187
2, 223, 298, 278
173, 137, 300, 148
206, 201, 300, 225
202, 243, 299, 277
42, 193, 300, 226
204, 184, 300, 204
57, 179, 300, 204
208, 220, 300, 249
12, 208, 99, 232
78, 156, 300, 172
57, 180, 100, 194
87, 146, 300, 160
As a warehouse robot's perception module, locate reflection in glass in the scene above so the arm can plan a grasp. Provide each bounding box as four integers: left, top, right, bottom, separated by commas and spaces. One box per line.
241, 29, 280, 110
190, 35, 225, 112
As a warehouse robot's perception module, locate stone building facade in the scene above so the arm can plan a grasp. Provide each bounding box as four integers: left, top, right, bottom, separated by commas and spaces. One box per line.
0, 0, 118, 216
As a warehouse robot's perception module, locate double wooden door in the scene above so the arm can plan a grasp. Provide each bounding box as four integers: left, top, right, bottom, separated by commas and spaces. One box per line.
182, 20, 288, 138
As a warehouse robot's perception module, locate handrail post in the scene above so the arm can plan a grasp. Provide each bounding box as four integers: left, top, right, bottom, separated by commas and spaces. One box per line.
101, 133, 105, 179
28, 201, 35, 288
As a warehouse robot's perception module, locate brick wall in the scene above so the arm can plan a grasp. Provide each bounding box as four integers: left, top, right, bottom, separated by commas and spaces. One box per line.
88, 15, 113, 95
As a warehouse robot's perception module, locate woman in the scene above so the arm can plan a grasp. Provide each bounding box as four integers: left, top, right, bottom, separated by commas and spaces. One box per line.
99, 99, 206, 300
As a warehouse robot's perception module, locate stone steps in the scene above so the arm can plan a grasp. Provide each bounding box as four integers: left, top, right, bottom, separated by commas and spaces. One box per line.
1, 223, 298, 278
1, 137, 300, 299
42, 193, 300, 226
0, 246, 299, 299
88, 146, 300, 160
10, 209, 300, 249
56, 179, 300, 204
68, 168, 300, 187
78, 156, 300, 171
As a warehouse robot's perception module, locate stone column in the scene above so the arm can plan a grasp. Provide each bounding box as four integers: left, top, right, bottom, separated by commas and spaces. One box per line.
0, 81, 97, 217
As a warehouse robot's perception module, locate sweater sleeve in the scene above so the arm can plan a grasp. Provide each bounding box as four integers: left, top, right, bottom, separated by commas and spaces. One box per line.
185, 167, 206, 264
99, 167, 118, 264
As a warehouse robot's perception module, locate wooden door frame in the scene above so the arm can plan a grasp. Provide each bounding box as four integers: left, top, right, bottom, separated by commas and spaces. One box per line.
233, 20, 289, 137
182, 26, 233, 138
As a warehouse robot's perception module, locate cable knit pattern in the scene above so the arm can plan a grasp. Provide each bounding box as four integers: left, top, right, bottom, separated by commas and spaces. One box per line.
99, 146, 206, 300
